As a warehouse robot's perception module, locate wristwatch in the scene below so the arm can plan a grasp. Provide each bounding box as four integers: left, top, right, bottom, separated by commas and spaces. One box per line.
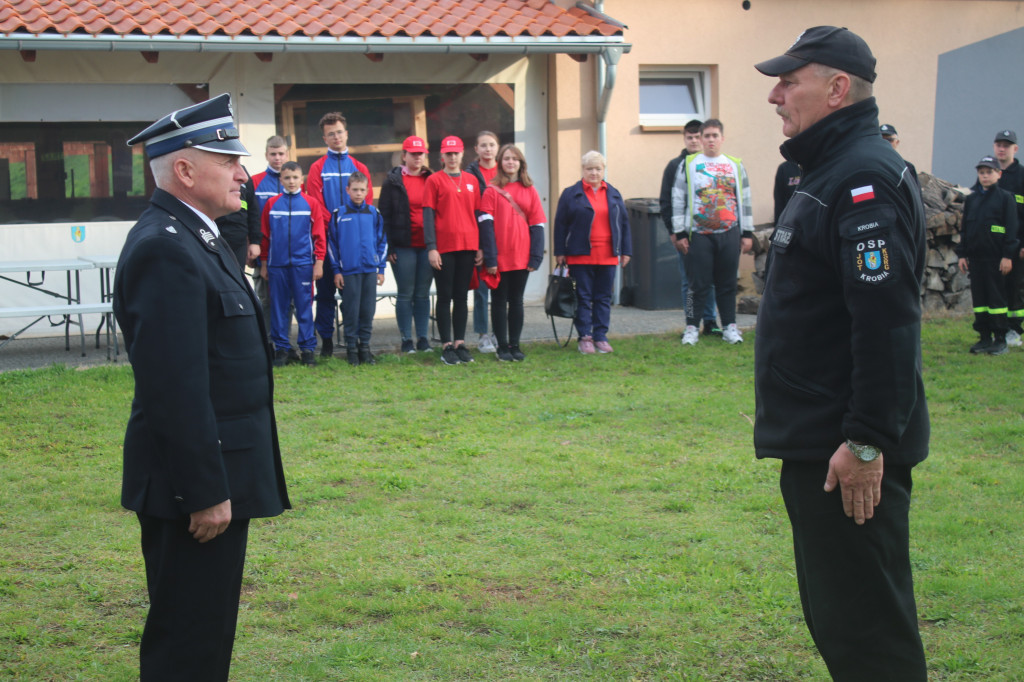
846, 440, 881, 463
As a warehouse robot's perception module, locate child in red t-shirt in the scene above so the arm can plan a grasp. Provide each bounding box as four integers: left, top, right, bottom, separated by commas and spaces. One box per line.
423, 136, 481, 365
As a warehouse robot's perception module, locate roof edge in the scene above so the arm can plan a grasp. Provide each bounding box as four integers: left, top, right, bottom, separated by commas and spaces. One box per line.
0, 32, 631, 55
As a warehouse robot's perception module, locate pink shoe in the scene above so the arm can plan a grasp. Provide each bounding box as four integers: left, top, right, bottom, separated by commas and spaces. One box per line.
594, 340, 613, 353
578, 336, 595, 354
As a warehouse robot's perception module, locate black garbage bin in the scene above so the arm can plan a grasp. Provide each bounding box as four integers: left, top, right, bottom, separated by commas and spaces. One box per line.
622, 198, 683, 310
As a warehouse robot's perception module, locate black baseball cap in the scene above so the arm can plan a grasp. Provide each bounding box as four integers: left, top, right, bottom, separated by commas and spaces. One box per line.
128, 93, 249, 159
755, 26, 877, 84
995, 130, 1018, 144
976, 156, 1001, 171
880, 124, 898, 137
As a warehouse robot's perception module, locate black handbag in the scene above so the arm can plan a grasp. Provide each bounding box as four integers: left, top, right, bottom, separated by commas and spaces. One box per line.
544, 266, 576, 346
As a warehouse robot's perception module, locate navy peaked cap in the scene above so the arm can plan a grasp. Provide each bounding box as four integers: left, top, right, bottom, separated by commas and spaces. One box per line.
128, 93, 249, 159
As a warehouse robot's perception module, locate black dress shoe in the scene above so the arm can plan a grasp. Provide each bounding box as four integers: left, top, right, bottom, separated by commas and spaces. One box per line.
320, 337, 334, 358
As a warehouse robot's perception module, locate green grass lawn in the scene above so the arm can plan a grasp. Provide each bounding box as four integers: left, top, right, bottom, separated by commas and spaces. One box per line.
1, 318, 1021, 680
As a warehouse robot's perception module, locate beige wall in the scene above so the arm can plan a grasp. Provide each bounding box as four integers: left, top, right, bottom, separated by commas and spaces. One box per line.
549, 0, 1024, 225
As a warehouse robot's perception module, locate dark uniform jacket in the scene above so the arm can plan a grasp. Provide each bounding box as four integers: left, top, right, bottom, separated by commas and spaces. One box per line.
956, 183, 1020, 261
754, 98, 930, 465
996, 158, 1024, 227
660, 152, 687, 235
114, 188, 291, 520
215, 173, 260, 269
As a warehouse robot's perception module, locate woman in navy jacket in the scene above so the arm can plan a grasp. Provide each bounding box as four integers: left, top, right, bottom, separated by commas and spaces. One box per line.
554, 150, 632, 354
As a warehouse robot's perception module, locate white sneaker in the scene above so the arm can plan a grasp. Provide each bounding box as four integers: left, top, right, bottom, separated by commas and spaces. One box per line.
1006, 330, 1022, 347
723, 323, 743, 344
478, 333, 496, 353
681, 325, 699, 346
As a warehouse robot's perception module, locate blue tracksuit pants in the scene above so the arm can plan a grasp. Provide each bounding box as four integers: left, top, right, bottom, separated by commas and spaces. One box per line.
269, 265, 316, 352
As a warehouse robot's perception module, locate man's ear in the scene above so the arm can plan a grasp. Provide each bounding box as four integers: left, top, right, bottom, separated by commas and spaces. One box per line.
173, 155, 196, 188
828, 72, 852, 108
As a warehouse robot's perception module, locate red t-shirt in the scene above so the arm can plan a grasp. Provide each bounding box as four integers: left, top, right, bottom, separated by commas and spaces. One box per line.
479, 181, 546, 272
402, 170, 428, 249
568, 181, 618, 266
424, 170, 480, 253
477, 164, 498, 189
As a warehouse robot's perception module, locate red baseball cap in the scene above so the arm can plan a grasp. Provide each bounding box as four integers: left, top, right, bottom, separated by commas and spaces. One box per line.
440, 136, 464, 153
403, 136, 427, 152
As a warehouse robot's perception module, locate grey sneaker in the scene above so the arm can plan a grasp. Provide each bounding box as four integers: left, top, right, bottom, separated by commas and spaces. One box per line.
722, 323, 743, 344
681, 325, 699, 346
477, 333, 496, 353
417, 337, 433, 352
1006, 330, 1022, 347
401, 339, 415, 354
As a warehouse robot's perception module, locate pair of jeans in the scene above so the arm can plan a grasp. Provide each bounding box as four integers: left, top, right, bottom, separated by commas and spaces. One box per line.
433, 250, 476, 344
391, 247, 432, 342
473, 284, 490, 335
339, 271, 378, 348
676, 249, 717, 324
684, 229, 740, 328
569, 263, 616, 342
490, 269, 530, 349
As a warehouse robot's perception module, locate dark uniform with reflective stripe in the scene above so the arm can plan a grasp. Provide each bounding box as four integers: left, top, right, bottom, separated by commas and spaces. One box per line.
997, 159, 1024, 330
754, 97, 929, 681
957, 182, 1020, 335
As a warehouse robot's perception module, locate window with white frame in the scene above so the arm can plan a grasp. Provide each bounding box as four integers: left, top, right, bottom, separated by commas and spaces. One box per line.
638, 67, 711, 129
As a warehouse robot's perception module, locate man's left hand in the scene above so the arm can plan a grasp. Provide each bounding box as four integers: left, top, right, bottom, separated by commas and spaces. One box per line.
823, 442, 883, 525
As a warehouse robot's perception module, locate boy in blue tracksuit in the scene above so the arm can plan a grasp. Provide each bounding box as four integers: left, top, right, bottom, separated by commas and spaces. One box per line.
260, 162, 328, 367
329, 172, 387, 366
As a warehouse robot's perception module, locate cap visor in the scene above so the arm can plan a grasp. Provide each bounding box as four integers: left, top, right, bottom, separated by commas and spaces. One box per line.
755, 54, 808, 77
191, 138, 251, 156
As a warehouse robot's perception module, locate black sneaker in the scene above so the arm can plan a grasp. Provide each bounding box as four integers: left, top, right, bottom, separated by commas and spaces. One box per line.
455, 344, 474, 363
320, 337, 334, 358
417, 337, 432, 352
346, 348, 360, 366
273, 348, 289, 367
703, 320, 721, 336
496, 347, 514, 362
509, 345, 525, 362
441, 345, 462, 365
358, 344, 376, 365
401, 339, 415, 354
301, 350, 317, 367
987, 339, 1009, 356
969, 337, 993, 354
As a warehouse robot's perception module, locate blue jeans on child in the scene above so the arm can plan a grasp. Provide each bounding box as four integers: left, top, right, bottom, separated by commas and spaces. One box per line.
340, 272, 378, 348
473, 284, 490, 336
391, 247, 433, 342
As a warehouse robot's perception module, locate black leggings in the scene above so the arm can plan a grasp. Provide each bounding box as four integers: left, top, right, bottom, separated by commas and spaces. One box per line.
433, 250, 476, 344
490, 269, 530, 349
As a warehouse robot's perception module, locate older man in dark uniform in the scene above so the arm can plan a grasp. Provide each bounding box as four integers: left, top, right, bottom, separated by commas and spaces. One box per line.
113, 94, 290, 681
754, 28, 930, 680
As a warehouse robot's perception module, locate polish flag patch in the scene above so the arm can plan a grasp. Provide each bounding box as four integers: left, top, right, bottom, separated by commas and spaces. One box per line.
851, 185, 875, 203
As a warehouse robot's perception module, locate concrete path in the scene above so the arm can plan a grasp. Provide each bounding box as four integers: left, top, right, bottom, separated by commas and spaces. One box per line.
0, 304, 757, 373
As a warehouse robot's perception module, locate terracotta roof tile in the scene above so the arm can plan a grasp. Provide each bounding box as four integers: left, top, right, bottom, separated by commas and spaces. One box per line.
0, 1, 624, 41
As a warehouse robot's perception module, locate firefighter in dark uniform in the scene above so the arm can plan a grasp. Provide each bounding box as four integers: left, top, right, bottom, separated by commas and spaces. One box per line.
215, 168, 261, 271
754, 27, 930, 681
114, 94, 290, 682
993, 130, 1024, 345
